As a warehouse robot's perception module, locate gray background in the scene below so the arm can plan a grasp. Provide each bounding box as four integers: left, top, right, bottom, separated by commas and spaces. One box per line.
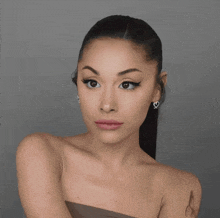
1, 0, 220, 217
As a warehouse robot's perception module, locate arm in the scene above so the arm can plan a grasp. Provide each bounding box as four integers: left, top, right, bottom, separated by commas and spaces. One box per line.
16, 133, 72, 218
185, 188, 202, 218
158, 171, 202, 218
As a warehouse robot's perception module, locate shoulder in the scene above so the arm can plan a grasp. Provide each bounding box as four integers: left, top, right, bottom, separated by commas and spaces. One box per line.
16, 132, 63, 176
165, 164, 201, 194
17, 132, 49, 154
16, 132, 73, 217
155, 163, 202, 217
155, 163, 202, 196
17, 132, 64, 150
17, 132, 57, 152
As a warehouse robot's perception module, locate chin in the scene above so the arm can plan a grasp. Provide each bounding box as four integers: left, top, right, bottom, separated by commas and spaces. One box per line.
91, 128, 126, 143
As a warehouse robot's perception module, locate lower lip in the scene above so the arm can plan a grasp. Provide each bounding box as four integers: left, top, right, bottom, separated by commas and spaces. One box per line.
95, 123, 123, 130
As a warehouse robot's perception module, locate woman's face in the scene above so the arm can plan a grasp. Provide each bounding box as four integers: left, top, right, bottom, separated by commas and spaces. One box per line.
77, 38, 165, 143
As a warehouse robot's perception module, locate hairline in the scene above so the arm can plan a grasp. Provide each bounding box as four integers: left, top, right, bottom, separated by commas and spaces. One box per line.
78, 37, 160, 72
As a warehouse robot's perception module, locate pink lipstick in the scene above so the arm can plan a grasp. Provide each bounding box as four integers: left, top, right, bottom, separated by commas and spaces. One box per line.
95, 119, 123, 130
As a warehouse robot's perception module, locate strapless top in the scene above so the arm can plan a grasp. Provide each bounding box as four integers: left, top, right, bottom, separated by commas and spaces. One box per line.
65, 201, 136, 218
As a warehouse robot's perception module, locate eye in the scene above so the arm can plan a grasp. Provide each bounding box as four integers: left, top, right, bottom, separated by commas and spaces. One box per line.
82, 79, 101, 88
82, 79, 141, 90
119, 81, 141, 90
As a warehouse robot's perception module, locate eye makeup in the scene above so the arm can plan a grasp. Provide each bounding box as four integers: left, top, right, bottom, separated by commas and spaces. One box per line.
81, 79, 141, 91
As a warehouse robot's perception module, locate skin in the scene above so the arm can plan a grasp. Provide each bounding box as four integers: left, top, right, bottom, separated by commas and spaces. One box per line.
75, 38, 202, 217
77, 37, 167, 173
16, 37, 202, 217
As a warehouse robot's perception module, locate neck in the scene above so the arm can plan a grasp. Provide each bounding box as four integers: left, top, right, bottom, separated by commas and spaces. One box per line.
82, 130, 144, 172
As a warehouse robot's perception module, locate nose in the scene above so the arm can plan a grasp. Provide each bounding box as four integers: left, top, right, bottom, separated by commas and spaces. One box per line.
100, 90, 116, 113
101, 104, 115, 112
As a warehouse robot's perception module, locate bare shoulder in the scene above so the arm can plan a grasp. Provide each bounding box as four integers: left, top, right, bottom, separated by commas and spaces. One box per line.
160, 163, 201, 191
153, 162, 202, 196
16, 132, 63, 179
16, 132, 72, 217
154, 162, 202, 217
17, 132, 51, 154
19, 131, 64, 152
17, 132, 61, 154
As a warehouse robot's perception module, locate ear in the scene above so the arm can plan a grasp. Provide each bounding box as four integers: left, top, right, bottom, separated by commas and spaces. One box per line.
152, 71, 168, 102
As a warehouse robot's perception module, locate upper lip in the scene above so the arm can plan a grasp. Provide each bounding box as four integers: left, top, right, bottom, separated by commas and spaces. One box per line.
95, 119, 123, 124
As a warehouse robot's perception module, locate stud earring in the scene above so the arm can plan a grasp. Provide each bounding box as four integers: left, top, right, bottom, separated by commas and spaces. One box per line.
77, 95, 80, 103
153, 101, 160, 109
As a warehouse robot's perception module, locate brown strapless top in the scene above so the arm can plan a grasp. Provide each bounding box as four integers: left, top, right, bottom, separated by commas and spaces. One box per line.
65, 201, 136, 218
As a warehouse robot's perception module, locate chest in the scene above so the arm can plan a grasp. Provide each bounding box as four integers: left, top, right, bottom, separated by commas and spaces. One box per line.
60, 146, 163, 218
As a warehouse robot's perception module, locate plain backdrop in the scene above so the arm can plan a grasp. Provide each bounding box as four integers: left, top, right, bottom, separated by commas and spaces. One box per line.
1, 0, 220, 217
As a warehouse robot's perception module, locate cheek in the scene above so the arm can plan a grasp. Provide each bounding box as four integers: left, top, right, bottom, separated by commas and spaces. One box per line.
121, 96, 151, 122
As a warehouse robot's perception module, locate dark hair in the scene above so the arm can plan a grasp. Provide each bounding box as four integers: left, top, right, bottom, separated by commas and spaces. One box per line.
71, 15, 166, 159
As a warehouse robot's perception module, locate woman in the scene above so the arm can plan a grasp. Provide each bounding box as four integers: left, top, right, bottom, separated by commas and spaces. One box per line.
16, 15, 202, 218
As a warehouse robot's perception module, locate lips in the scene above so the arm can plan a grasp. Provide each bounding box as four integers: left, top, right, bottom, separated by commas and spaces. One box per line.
95, 122, 123, 130
95, 119, 123, 124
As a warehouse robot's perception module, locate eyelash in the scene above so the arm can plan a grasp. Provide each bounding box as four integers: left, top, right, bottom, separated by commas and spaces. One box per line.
82, 79, 141, 91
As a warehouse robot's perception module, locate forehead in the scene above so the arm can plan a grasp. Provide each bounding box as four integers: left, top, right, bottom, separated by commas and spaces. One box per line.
79, 38, 157, 74
82, 38, 145, 61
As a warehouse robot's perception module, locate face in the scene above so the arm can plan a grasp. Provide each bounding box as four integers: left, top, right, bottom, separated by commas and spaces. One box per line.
77, 38, 165, 144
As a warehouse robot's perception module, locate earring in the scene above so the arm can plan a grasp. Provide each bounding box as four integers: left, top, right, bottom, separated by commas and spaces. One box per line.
77, 95, 80, 103
153, 101, 160, 109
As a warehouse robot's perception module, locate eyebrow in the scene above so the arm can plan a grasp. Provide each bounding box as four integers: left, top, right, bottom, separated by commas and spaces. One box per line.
82, 66, 142, 76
